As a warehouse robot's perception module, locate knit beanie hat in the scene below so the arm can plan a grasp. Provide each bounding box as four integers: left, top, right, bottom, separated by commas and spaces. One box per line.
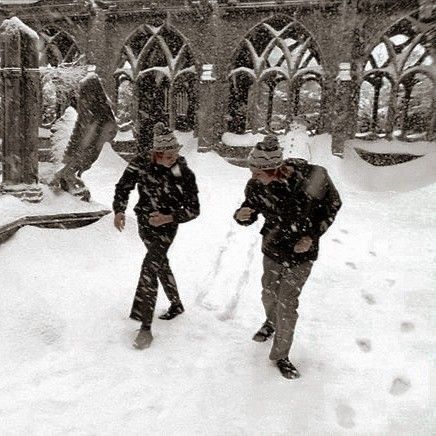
152, 122, 182, 152
247, 134, 283, 170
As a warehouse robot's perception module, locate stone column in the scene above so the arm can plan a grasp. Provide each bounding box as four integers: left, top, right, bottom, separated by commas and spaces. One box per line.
194, 2, 221, 152
371, 79, 382, 133
427, 44, 436, 141
331, 63, 354, 156
429, 83, 436, 141
87, 5, 114, 101
385, 82, 399, 139
400, 85, 412, 138
2, 66, 22, 183
197, 64, 217, 151
0, 18, 42, 202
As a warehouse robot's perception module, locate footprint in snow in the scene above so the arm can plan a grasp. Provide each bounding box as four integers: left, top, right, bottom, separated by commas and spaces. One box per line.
332, 238, 342, 244
361, 291, 376, 305
401, 322, 415, 332
201, 301, 219, 311
356, 338, 371, 352
345, 261, 357, 270
369, 251, 376, 257
335, 403, 356, 429
340, 229, 349, 234
389, 377, 411, 396
386, 279, 396, 287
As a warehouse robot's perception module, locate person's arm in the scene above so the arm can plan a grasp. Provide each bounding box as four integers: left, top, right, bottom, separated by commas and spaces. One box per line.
234, 181, 259, 226
172, 168, 200, 224
113, 156, 141, 230
306, 166, 342, 239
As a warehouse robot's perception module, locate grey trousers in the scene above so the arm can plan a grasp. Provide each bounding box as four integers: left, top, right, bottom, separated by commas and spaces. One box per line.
261, 255, 313, 360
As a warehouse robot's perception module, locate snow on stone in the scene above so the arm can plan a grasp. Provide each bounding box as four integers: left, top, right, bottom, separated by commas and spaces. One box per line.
340, 141, 436, 192
0, 16, 39, 41
222, 131, 264, 147
49, 106, 78, 165
351, 138, 435, 155
221, 121, 312, 161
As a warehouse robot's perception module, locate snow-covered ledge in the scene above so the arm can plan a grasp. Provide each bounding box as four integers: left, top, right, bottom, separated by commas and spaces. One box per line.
0, 183, 112, 244
0, 210, 111, 245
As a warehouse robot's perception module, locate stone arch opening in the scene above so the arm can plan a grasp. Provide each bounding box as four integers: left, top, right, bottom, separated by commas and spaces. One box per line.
357, 74, 393, 135
357, 12, 435, 140
38, 26, 85, 127
115, 22, 198, 151
227, 15, 324, 134
39, 26, 82, 67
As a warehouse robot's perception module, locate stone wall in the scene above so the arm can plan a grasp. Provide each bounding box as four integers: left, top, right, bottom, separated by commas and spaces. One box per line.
1, 0, 432, 156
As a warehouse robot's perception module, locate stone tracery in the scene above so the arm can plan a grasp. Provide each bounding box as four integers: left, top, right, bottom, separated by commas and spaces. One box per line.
357, 11, 435, 140
228, 15, 324, 134
115, 23, 198, 151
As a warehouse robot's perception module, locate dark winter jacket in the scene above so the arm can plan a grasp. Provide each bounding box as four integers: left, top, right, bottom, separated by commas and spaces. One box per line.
234, 158, 341, 266
113, 154, 200, 226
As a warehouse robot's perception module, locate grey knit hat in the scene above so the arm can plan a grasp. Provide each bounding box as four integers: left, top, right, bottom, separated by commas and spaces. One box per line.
152, 122, 182, 152
248, 134, 283, 170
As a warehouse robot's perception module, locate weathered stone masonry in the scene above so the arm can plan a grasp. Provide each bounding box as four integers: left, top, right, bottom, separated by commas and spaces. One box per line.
1, 0, 435, 158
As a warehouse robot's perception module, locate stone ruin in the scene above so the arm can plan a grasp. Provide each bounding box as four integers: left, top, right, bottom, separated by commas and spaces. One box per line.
0, 16, 42, 202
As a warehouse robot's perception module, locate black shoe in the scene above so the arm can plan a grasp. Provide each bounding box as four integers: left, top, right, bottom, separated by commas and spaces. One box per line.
276, 358, 300, 379
252, 321, 275, 342
158, 303, 184, 320
133, 327, 153, 350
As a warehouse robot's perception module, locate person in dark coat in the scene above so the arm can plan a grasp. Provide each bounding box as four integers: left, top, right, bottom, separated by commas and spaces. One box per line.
113, 122, 200, 349
234, 135, 341, 379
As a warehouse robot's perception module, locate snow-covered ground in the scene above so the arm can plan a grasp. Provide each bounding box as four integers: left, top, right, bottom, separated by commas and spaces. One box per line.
0, 131, 435, 435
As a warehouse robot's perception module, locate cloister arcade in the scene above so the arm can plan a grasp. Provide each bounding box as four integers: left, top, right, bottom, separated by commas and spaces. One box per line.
357, 11, 435, 140
0, 0, 434, 197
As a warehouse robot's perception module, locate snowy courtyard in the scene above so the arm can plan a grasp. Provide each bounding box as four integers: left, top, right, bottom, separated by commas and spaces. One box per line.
0, 131, 435, 435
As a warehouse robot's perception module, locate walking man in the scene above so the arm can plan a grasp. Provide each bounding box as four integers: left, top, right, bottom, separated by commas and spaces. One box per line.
234, 135, 341, 379
113, 123, 200, 349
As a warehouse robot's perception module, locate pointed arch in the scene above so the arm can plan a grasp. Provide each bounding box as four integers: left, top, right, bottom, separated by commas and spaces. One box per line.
114, 22, 199, 147
357, 10, 435, 140
38, 26, 83, 67
227, 14, 325, 134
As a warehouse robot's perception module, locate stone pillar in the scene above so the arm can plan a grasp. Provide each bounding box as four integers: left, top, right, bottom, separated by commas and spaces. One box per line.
400, 85, 412, 137
331, 62, 355, 156
427, 44, 436, 141
194, 1, 221, 152
246, 80, 263, 133
87, 5, 115, 101
385, 82, 399, 139
0, 17, 42, 202
0, 44, 3, 151
371, 79, 382, 132
429, 83, 436, 141
197, 64, 217, 151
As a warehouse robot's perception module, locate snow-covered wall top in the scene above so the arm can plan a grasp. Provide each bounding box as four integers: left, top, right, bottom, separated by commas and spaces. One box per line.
0, 16, 39, 41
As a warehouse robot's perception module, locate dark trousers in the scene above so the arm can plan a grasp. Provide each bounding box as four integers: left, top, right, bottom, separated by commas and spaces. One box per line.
261, 256, 313, 360
130, 221, 181, 328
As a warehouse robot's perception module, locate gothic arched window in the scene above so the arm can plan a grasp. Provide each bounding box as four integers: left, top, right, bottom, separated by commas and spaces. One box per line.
228, 16, 324, 134
38, 27, 84, 126
357, 12, 435, 140
39, 27, 82, 67
115, 23, 198, 149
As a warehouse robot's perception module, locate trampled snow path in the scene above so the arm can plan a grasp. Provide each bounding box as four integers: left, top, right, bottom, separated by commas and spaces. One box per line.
195, 215, 261, 321
1, 136, 435, 434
